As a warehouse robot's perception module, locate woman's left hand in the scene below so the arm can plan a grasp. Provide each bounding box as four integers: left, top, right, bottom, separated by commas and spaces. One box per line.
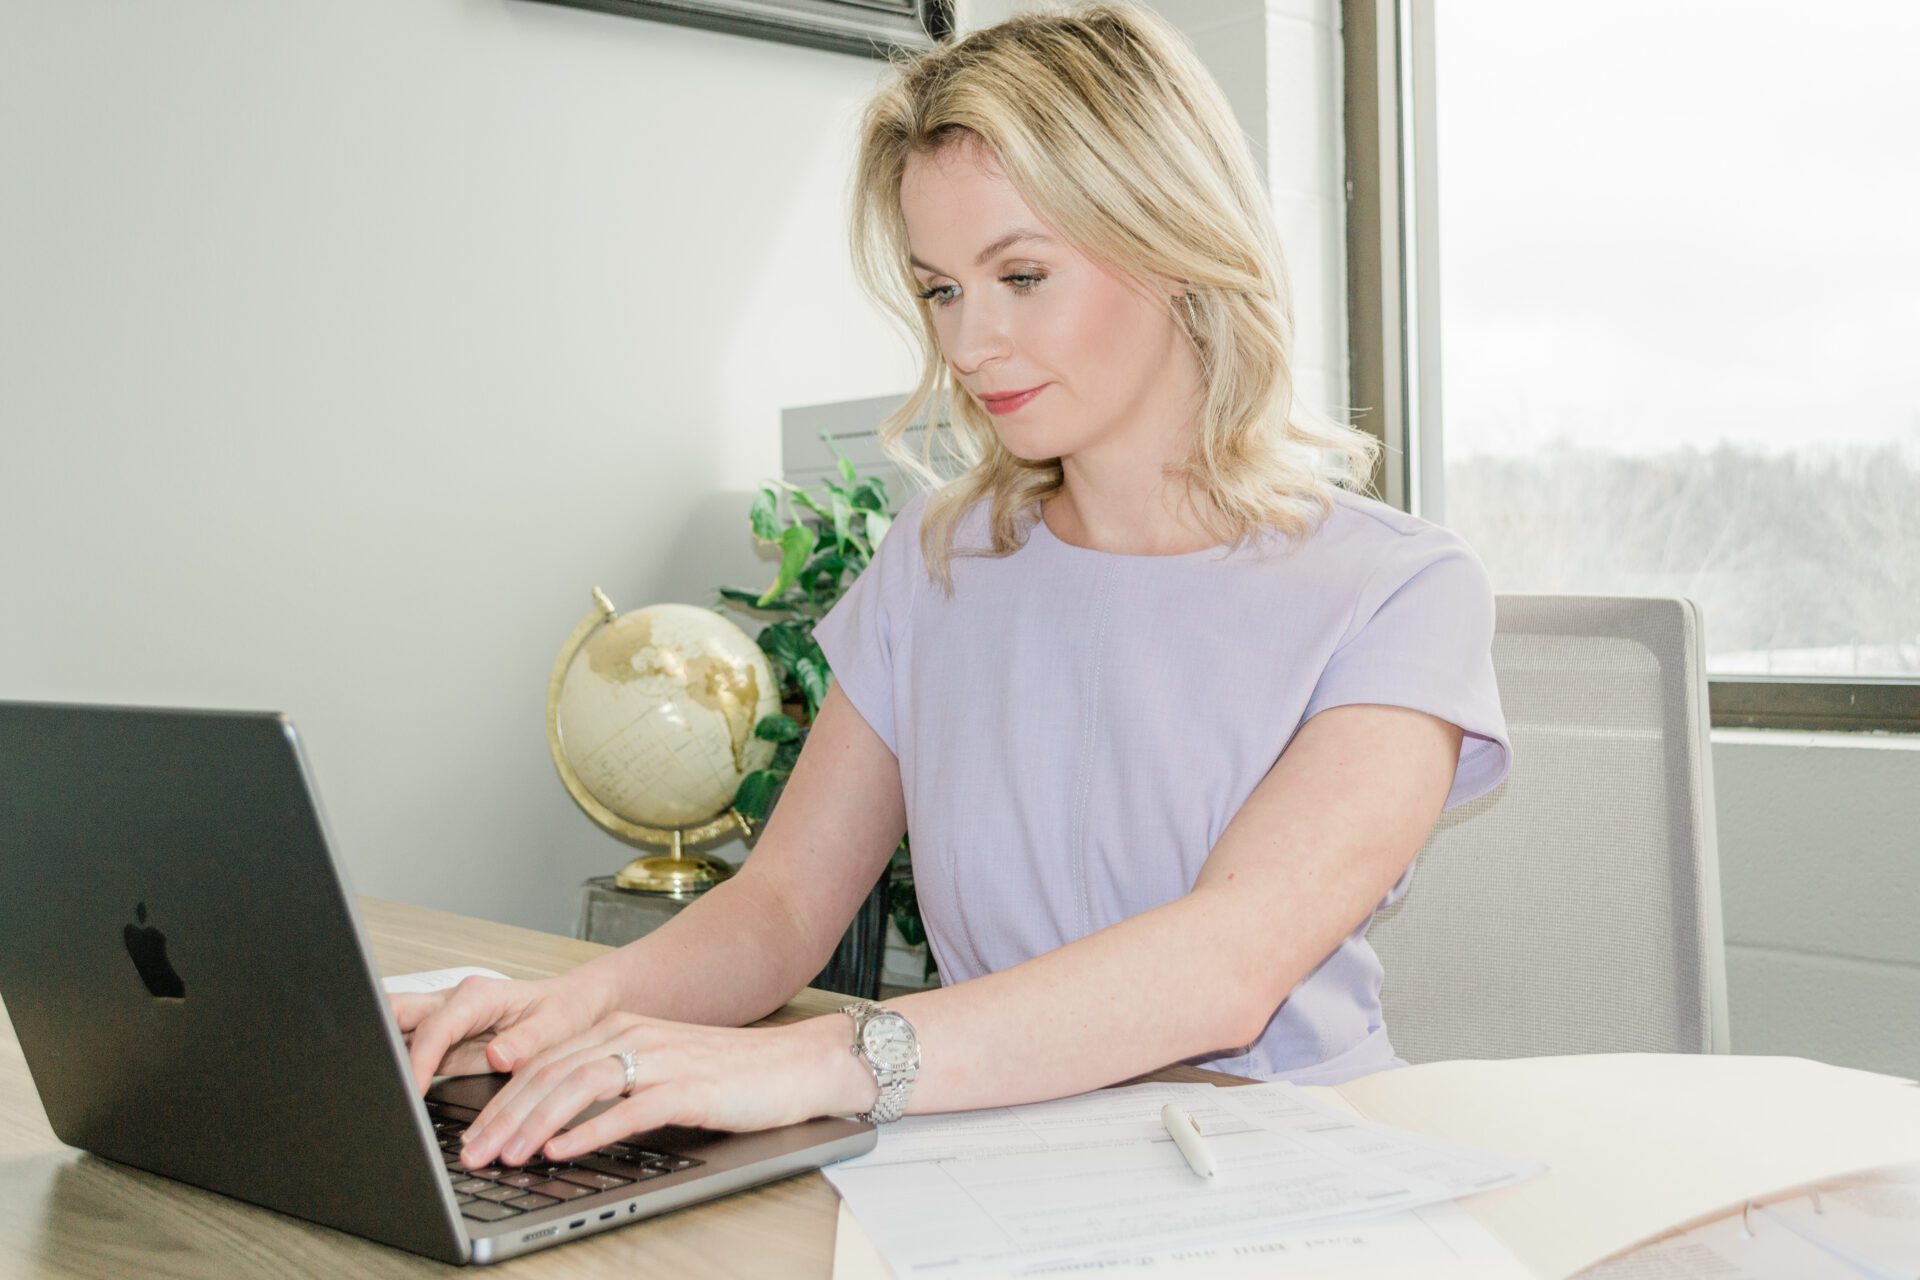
454, 1010, 869, 1170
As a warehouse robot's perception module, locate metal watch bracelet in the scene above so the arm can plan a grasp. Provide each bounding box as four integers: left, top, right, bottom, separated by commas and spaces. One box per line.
840, 998, 920, 1124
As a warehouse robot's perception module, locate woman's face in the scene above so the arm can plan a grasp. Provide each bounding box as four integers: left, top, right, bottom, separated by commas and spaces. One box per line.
900, 136, 1200, 467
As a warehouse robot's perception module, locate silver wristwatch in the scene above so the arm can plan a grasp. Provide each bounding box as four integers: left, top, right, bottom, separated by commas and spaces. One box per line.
840, 999, 920, 1124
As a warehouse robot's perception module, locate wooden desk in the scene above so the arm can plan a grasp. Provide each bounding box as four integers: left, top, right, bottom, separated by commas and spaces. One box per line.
0, 896, 1247, 1278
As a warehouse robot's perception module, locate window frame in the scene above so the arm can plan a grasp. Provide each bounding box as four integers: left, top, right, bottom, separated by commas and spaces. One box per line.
1342, 0, 1920, 733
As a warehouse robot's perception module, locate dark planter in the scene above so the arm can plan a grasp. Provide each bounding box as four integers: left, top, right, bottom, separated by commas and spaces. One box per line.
810, 869, 890, 1000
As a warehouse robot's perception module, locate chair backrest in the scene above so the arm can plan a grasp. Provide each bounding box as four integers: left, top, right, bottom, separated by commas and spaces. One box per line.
782, 393, 951, 504
1366, 595, 1731, 1060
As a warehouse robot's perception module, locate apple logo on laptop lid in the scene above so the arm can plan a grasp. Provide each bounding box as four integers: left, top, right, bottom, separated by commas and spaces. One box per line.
124, 902, 186, 1000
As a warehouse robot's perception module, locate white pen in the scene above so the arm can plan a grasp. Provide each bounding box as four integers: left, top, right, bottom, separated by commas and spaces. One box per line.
1160, 1103, 1218, 1183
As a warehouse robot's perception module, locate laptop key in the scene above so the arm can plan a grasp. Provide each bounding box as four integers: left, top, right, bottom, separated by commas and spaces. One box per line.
588, 1148, 703, 1174
494, 1171, 545, 1189
505, 1192, 562, 1210
583, 1149, 651, 1169
551, 1169, 632, 1191
577, 1156, 669, 1181
452, 1178, 491, 1194
474, 1185, 524, 1203
527, 1179, 593, 1201
455, 1194, 477, 1205
460, 1201, 523, 1222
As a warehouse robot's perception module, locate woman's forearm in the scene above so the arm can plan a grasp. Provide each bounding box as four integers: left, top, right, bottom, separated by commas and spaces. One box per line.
566, 864, 820, 1029
857, 889, 1269, 1113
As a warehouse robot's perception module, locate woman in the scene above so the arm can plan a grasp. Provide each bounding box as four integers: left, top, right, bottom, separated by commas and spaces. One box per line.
397, 2, 1512, 1173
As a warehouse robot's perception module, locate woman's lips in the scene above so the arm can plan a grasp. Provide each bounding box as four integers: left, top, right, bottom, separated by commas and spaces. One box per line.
980, 384, 1047, 415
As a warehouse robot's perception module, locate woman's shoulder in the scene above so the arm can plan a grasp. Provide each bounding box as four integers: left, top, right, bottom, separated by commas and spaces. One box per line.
1316, 484, 1456, 544
1292, 484, 1482, 574
1303, 486, 1496, 635
871, 487, 937, 563
895, 484, 1010, 558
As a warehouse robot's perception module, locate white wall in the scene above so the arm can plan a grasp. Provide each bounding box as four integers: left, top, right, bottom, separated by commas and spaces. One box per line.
1, 0, 916, 932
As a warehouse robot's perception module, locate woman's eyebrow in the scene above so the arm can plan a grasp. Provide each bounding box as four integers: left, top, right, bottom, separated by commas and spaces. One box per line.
909, 229, 1054, 274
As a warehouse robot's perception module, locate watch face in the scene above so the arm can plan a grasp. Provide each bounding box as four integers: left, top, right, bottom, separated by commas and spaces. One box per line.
875, 1039, 916, 1070
862, 1013, 916, 1068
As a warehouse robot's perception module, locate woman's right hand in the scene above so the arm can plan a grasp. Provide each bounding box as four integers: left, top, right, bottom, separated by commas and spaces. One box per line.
389, 972, 613, 1096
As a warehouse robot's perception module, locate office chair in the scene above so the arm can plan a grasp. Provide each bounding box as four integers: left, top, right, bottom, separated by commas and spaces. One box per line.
1366, 595, 1732, 1060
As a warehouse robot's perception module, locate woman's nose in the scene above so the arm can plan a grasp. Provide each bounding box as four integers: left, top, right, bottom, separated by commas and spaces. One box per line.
945, 301, 1013, 373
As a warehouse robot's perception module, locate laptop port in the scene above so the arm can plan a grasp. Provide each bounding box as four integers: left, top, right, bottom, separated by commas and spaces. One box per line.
599, 1210, 615, 1220
569, 1219, 586, 1229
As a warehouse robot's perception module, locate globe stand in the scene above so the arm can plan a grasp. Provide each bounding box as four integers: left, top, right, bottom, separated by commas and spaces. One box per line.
547, 586, 775, 896
611, 813, 752, 895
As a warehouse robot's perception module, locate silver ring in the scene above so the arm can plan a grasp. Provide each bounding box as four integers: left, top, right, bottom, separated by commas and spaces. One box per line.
612, 1049, 638, 1095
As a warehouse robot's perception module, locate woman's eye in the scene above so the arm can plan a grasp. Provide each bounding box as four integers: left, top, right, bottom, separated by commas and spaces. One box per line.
915, 273, 1046, 308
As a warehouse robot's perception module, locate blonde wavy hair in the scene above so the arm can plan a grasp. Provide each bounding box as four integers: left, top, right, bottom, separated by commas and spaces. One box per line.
848, 0, 1381, 595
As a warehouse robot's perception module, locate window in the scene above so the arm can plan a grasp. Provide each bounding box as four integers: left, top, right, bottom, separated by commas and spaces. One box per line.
1345, 0, 1920, 731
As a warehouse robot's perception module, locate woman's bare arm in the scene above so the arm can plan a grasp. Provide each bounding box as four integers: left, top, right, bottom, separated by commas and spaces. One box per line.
566, 681, 908, 1028
798, 699, 1465, 1116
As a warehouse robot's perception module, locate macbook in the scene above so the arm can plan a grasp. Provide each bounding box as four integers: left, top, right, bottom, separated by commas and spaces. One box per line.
0, 699, 875, 1264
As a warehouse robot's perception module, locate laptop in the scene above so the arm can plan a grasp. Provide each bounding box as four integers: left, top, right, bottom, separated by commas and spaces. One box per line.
0, 700, 876, 1265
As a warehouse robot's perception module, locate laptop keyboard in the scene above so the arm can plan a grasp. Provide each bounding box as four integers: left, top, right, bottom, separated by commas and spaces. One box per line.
427, 1100, 705, 1223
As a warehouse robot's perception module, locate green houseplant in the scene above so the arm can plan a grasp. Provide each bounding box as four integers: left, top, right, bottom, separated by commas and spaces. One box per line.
713, 440, 933, 994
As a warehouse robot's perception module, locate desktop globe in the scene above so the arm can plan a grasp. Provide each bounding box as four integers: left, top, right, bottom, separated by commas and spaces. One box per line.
546, 589, 779, 893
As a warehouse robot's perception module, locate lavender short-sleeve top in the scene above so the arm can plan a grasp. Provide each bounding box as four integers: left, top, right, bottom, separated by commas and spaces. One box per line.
810, 484, 1513, 1086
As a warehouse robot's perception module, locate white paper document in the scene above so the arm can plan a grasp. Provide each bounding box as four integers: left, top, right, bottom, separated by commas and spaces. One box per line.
822, 1080, 1545, 1278
380, 965, 511, 993
834, 1197, 1531, 1280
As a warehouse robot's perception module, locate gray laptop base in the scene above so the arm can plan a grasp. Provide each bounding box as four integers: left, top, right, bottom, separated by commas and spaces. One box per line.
0, 701, 875, 1265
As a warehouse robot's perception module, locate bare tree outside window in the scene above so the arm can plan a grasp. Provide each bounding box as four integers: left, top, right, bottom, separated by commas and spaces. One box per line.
1433, 1, 1920, 677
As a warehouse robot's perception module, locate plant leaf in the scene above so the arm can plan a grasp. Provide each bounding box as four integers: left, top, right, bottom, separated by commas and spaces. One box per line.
756, 524, 818, 606
733, 769, 783, 822
718, 585, 787, 612
888, 875, 926, 946
791, 652, 831, 713
849, 478, 887, 513
749, 487, 781, 542
832, 494, 854, 549
756, 621, 810, 671
754, 713, 802, 743
864, 510, 892, 549
828, 435, 859, 486
770, 479, 832, 521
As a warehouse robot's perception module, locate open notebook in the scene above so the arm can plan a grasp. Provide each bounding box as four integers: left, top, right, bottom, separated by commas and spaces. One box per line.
1583, 1162, 1920, 1280
833, 1054, 1920, 1280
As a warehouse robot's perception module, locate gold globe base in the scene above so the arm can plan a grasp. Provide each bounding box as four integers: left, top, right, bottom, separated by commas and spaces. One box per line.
614, 850, 735, 896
